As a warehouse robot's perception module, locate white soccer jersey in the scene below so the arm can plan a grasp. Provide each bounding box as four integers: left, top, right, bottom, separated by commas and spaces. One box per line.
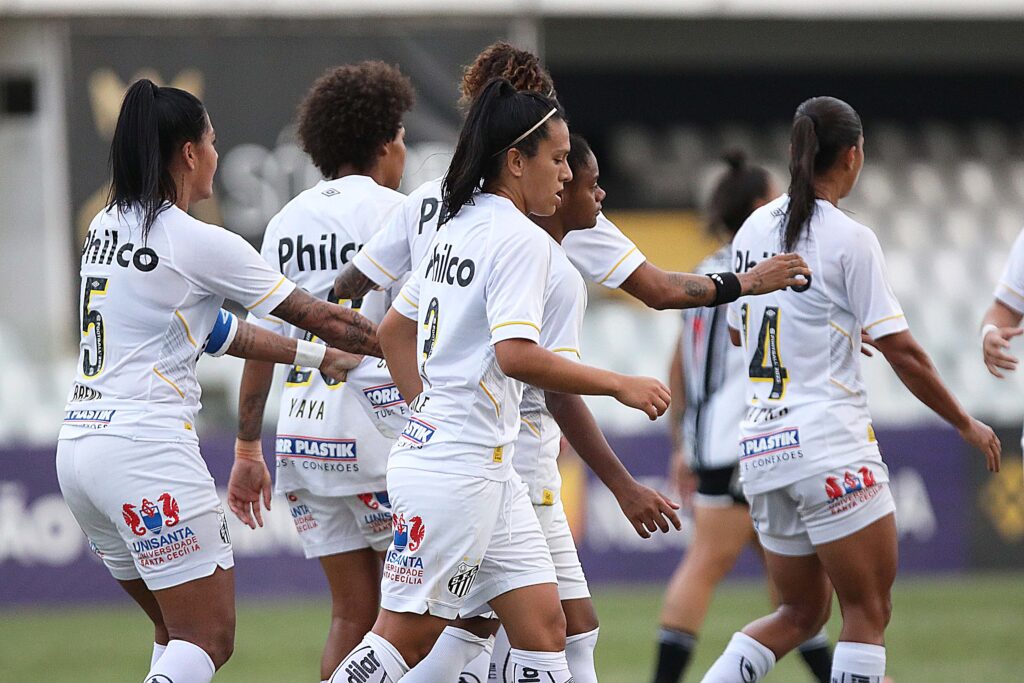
516, 237, 588, 505
994, 228, 1024, 314
562, 212, 647, 288
391, 192, 551, 481
727, 196, 908, 495
255, 175, 403, 497
680, 246, 748, 471
60, 204, 296, 442
354, 178, 646, 291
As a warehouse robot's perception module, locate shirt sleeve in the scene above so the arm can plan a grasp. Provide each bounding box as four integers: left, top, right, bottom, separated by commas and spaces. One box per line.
352, 197, 417, 287
392, 270, 421, 321
204, 309, 239, 357
539, 269, 583, 360
994, 228, 1024, 314
175, 223, 296, 318
487, 228, 550, 344
562, 213, 647, 289
845, 227, 908, 339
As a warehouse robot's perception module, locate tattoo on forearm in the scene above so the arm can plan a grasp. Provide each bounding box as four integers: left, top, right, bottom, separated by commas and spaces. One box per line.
668, 273, 712, 304
334, 264, 376, 301
272, 290, 381, 356
229, 322, 256, 357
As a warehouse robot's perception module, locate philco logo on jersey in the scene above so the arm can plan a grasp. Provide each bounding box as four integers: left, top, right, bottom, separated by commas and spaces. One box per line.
399, 417, 436, 447
363, 383, 404, 410
82, 228, 160, 272
424, 242, 476, 287
739, 427, 803, 471
275, 435, 357, 461
277, 233, 360, 272
63, 409, 115, 429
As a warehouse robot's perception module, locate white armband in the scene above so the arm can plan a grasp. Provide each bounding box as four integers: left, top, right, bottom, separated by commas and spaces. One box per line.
981, 323, 999, 347
295, 340, 327, 368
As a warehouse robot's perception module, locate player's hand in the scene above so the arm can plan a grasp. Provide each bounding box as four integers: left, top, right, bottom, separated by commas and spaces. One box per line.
615, 480, 682, 539
613, 375, 671, 420
958, 417, 1001, 473
228, 438, 273, 529
861, 331, 879, 357
738, 253, 811, 295
669, 449, 697, 507
982, 326, 1023, 378
319, 348, 363, 383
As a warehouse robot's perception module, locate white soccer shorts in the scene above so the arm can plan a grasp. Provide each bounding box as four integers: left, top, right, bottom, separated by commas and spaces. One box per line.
534, 498, 590, 601
380, 459, 556, 621
284, 488, 393, 558
747, 451, 896, 557
56, 435, 233, 591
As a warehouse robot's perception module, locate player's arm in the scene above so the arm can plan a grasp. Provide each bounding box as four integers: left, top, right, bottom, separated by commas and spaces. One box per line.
224, 319, 362, 382
981, 300, 1024, 378
378, 307, 424, 404
545, 391, 680, 538
333, 261, 379, 301
872, 330, 999, 472
618, 255, 810, 310
270, 288, 381, 357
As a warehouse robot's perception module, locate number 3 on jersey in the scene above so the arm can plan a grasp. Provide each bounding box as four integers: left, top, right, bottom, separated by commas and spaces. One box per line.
81, 276, 109, 377
742, 303, 788, 400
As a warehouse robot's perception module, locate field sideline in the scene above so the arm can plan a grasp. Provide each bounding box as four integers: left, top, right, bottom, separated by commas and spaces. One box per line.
1, 574, 1020, 682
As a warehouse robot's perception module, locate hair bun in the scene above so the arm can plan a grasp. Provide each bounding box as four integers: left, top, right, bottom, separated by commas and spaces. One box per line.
722, 148, 747, 172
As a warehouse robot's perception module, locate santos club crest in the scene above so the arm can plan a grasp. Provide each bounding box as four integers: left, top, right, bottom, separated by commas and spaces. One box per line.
122, 493, 180, 536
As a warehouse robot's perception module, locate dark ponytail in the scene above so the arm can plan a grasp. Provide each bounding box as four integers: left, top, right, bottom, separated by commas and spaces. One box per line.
440, 77, 564, 225
107, 78, 208, 239
783, 96, 862, 251
707, 149, 771, 240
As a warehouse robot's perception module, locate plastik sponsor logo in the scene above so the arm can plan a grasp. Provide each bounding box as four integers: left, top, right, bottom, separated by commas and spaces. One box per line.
63, 409, 115, 429
399, 417, 436, 447
740, 427, 801, 459
275, 435, 356, 461
363, 383, 404, 410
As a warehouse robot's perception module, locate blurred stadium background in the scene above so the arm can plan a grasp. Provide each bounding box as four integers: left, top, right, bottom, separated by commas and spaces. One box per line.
2, 1, 1024, 681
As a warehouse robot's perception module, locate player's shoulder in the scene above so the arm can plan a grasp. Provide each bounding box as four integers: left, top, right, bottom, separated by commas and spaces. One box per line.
816, 201, 879, 249
160, 204, 236, 242
406, 177, 443, 202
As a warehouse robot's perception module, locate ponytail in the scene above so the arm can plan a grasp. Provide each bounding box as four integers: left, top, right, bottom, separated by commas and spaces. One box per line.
707, 148, 771, 240
107, 78, 208, 240
440, 77, 564, 225
782, 96, 862, 252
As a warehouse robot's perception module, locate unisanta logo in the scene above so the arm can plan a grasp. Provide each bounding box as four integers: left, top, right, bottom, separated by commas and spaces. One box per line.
363, 383, 404, 410
825, 467, 877, 500
739, 428, 800, 459
392, 513, 425, 553
357, 492, 391, 510
399, 417, 436, 447
122, 493, 180, 536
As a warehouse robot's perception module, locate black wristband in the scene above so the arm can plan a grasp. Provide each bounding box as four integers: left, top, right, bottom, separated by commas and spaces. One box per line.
706, 272, 742, 307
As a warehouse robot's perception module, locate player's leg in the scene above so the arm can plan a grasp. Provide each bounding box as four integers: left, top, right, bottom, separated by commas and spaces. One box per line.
318, 548, 385, 680
118, 579, 170, 668
654, 500, 754, 683
149, 567, 236, 677
412, 615, 498, 682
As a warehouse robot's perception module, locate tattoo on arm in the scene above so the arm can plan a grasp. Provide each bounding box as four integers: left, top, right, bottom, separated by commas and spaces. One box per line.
334, 263, 377, 301
666, 272, 713, 306
271, 289, 382, 357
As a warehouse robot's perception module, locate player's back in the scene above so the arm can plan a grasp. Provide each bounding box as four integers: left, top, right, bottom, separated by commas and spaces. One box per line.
730, 195, 906, 493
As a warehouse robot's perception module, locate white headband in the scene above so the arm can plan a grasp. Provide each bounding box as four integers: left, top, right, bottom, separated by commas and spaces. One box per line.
492, 107, 558, 157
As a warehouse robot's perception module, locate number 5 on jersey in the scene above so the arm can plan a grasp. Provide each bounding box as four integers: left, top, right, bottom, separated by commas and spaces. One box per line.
742, 304, 788, 400
81, 276, 109, 377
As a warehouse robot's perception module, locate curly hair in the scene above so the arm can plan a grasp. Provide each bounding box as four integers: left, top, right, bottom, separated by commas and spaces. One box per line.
459, 41, 554, 106
297, 61, 415, 177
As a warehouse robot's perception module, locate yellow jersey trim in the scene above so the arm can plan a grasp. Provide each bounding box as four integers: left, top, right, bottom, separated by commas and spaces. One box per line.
829, 321, 853, 349
400, 291, 418, 308
153, 367, 185, 398
597, 246, 638, 285
521, 416, 541, 437
491, 320, 541, 334
246, 276, 287, 312
479, 380, 501, 417
863, 313, 905, 332
175, 310, 197, 347
551, 347, 581, 358
361, 252, 399, 282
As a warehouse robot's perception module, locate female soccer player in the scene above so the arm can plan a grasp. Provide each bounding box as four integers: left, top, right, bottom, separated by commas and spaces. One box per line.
57, 79, 379, 683
329, 79, 671, 683
980, 233, 1024, 378
651, 152, 832, 683
699, 97, 1000, 683
225, 62, 415, 683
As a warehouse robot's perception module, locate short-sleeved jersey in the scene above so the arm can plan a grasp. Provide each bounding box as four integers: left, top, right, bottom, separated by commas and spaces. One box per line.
60, 205, 296, 442
353, 179, 646, 291
516, 237, 588, 505
994, 228, 1024, 314
726, 196, 907, 494
561, 212, 647, 288
391, 193, 551, 481
255, 175, 403, 497
680, 246, 747, 471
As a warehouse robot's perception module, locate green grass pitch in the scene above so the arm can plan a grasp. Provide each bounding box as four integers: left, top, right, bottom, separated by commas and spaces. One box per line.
1, 574, 1021, 682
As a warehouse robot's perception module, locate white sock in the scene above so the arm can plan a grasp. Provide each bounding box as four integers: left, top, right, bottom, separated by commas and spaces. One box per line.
830, 642, 885, 683
461, 635, 495, 683
490, 626, 510, 681
565, 628, 599, 683
144, 639, 215, 683
508, 648, 573, 683
700, 632, 776, 683
150, 642, 167, 670
402, 626, 491, 682
329, 632, 409, 683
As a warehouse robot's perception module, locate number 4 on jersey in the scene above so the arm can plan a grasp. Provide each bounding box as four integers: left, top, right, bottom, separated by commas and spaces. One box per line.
743, 304, 788, 400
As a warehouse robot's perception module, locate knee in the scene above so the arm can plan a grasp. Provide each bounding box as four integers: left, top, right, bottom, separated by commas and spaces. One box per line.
522, 605, 567, 652
778, 596, 831, 640
331, 602, 378, 635
169, 618, 235, 669
845, 593, 892, 630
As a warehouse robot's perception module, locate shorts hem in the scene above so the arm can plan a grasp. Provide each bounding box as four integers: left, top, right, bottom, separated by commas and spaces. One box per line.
461, 567, 558, 616
143, 557, 234, 591
299, 537, 380, 560
808, 491, 897, 547
694, 493, 746, 509
380, 593, 463, 620
106, 563, 142, 582
556, 583, 591, 601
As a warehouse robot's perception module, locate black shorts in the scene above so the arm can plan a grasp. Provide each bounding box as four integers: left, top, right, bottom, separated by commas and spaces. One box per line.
695, 465, 747, 507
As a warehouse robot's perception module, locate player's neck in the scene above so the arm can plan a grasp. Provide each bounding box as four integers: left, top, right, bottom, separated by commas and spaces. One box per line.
813, 177, 843, 206
332, 164, 381, 185
531, 215, 566, 243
